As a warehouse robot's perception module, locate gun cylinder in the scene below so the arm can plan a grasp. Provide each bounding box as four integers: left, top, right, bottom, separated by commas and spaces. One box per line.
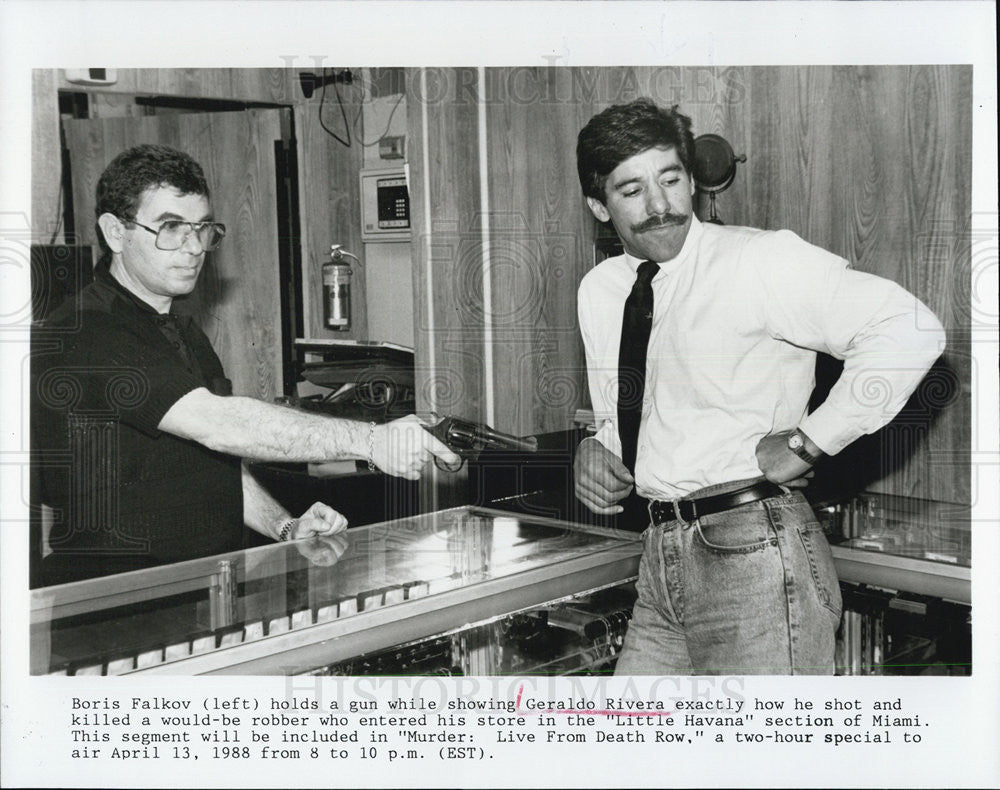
474, 425, 538, 453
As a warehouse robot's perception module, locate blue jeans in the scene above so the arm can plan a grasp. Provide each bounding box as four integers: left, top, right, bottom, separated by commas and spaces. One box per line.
615, 484, 842, 675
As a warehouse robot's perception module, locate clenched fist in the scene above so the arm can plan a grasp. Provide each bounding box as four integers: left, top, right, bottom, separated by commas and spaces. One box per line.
574, 437, 634, 515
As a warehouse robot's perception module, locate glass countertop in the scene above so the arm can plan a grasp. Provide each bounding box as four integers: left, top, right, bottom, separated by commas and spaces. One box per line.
31, 507, 639, 675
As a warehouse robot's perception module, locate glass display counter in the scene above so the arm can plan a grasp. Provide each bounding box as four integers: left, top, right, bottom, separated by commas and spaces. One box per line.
813, 492, 972, 675
814, 492, 970, 605
31, 507, 641, 676
31, 493, 972, 678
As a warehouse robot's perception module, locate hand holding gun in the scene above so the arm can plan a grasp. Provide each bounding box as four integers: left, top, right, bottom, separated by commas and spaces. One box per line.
421, 414, 538, 471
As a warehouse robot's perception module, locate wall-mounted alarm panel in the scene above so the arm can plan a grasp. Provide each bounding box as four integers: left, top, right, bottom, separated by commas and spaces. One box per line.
360, 166, 410, 242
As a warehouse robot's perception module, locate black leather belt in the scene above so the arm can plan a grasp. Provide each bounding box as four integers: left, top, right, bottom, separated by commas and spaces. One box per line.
646, 481, 784, 525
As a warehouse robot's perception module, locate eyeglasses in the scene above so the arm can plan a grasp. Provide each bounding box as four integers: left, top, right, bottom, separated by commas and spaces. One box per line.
120, 217, 227, 251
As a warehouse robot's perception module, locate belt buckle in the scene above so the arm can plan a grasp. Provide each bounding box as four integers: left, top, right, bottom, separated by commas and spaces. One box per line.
678, 498, 698, 524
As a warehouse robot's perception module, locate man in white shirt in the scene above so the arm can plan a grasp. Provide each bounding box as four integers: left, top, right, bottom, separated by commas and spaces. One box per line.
574, 99, 945, 674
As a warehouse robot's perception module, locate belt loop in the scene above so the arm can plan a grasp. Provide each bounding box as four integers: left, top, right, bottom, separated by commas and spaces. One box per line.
647, 499, 656, 527
671, 498, 687, 527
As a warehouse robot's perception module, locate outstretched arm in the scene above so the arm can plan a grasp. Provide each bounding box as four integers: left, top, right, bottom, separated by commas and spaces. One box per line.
159, 390, 459, 479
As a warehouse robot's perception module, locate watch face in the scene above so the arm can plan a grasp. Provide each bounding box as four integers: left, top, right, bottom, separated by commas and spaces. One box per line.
788, 433, 804, 451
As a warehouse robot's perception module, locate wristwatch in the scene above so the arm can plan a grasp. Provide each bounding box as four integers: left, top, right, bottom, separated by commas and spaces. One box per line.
787, 429, 820, 465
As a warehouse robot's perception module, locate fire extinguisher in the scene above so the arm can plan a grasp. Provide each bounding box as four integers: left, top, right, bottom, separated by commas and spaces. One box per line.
323, 244, 359, 331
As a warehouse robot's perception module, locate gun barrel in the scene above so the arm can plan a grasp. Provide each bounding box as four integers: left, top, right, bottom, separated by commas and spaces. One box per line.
474, 424, 538, 453
432, 417, 539, 455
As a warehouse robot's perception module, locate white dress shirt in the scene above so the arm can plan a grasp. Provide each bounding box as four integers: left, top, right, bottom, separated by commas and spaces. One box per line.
578, 216, 946, 500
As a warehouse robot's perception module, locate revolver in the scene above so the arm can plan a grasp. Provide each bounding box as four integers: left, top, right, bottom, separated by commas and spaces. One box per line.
422, 414, 538, 471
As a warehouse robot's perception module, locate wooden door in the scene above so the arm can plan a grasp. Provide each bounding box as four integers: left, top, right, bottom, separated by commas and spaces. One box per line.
63, 110, 287, 401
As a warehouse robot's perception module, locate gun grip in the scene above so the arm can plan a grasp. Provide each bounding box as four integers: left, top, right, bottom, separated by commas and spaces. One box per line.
423, 420, 467, 472
422, 420, 450, 446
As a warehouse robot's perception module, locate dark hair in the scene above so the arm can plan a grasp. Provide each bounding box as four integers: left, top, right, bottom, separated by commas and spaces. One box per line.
95, 144, 210, 262
576, 99, 695, 202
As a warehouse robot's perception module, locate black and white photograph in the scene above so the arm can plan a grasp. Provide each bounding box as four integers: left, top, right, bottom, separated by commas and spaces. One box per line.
1, 2, 997, 788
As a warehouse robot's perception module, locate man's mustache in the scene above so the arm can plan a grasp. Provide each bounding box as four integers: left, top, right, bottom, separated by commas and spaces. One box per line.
632, 212, 688, 232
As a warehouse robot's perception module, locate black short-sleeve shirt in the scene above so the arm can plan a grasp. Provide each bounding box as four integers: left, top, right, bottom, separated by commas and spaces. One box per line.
32, 267, 244, 586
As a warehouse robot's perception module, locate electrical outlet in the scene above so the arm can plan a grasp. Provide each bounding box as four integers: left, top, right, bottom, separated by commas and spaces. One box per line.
379, 135, 405, 160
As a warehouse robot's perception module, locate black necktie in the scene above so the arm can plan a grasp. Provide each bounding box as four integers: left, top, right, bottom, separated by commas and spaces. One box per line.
618, 260, 659, 474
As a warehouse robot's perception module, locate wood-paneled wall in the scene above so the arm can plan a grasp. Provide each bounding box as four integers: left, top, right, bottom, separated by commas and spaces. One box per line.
483, 69, 592, 437
406, 66, 972, 505
54, 69, 298, 102
33, 67, 369, 340
294, 77, 369, 340
406, 68, 485, 508
34, 69, 299, 245
31, 70, 63, 244
746, 67, 972, 503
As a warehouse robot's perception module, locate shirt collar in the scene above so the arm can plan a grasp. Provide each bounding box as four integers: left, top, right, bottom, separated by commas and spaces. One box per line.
623, 214, 704, 272
95, 265, 188, 323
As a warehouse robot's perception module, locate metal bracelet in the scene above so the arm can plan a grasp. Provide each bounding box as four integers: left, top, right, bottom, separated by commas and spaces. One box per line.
277, 518, 295, 542
367, 421, 377, 472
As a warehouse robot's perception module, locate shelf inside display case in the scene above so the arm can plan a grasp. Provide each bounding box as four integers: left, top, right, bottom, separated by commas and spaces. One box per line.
320, 582, 638, 677
31, 507, 641, 676
814, 491, 970, 565
812, 491, 971, 605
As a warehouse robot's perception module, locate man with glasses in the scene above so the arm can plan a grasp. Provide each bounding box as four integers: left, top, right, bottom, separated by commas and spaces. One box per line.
32, 144, 458, 586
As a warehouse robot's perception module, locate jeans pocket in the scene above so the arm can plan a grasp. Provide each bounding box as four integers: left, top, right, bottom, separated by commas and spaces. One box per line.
694, 508, 778, 555
797, 525, 843, 619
